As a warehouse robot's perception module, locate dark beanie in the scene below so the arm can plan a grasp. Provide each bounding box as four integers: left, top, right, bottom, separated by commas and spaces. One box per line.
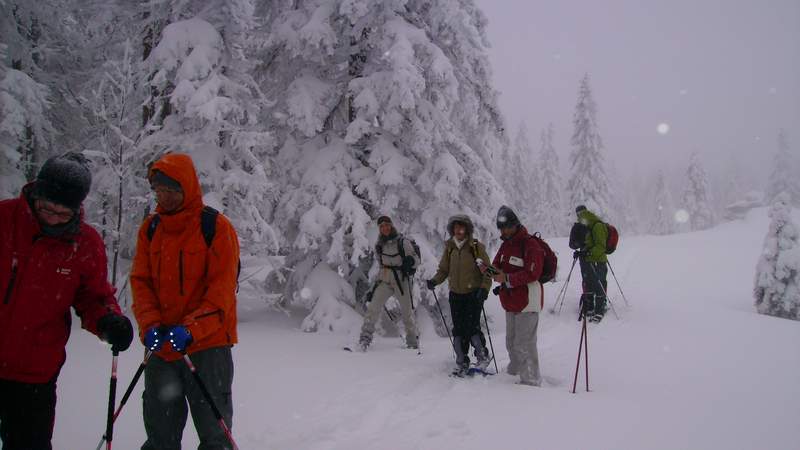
576, 205, 587, 214
377, 215, 392, 225
149, 170, 183, 192
34, 152, 92, 210
496, 205, 520, 229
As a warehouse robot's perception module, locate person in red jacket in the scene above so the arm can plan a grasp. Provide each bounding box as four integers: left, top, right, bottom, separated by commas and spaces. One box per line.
481, 206, 544, 386
0, 152, 133, 450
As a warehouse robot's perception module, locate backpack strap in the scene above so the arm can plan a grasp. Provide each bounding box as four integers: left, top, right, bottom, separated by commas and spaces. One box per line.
146, 214, 161, 241
200, 206, 219, 248
397, 236, 407, 261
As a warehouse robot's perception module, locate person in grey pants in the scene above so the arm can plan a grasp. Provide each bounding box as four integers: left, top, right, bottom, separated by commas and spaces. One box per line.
359, 215, 419, 351
482, 206, 544, 386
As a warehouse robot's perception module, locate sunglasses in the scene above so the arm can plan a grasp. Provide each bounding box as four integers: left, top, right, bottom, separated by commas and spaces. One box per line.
36, 201, 74, 221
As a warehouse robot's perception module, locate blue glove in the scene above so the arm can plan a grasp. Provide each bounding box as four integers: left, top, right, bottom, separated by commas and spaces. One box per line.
144, 327, 165, 352
168, 326, 193, 353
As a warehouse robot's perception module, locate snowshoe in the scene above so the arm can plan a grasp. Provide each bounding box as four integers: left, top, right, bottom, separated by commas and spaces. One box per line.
467, 367, 493, 377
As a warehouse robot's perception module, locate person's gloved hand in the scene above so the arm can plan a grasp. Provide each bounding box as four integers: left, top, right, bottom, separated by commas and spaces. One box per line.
475, 288, 489, 302
402, 256, 416, 275
168, 326, 193, 353
573, 250, 587, 259
97, 313, 134, 352
426, 279, 436, 290
492, 286, 502, 296
144, 326, 166, 352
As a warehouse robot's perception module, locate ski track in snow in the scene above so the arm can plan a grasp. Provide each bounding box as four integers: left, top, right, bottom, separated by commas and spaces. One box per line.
55, 208, 800, 449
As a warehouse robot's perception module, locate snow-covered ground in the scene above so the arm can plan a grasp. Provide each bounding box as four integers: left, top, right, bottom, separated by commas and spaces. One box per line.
56, 207, 800, 450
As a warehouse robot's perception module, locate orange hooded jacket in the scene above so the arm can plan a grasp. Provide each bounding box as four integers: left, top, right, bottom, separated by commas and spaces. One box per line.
131, 153, 239, 361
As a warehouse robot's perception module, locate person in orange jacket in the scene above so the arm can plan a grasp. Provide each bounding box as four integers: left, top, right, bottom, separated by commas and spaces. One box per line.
131, 153, 239, 450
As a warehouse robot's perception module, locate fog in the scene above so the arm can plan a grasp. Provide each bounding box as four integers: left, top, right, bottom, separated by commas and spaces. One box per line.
476, 0, 800, 186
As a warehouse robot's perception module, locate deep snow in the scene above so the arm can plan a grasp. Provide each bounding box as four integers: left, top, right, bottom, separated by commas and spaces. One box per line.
55, 207, 800, 449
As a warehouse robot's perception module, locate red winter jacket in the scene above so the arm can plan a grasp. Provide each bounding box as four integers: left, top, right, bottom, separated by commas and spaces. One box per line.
0, 185, 122, 383
492, 226, 545, 313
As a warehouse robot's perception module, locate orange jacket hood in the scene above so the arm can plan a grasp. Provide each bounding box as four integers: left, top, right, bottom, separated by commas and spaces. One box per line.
150, 153, 203, 214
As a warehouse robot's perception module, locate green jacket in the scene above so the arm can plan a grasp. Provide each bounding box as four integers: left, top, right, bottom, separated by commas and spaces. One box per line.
578, 209, 608, 263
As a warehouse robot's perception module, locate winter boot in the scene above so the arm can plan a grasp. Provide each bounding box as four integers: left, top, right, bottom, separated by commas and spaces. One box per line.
471, 335, 490, 371
453, 336, 470, 367
358, 333, 372, 352
451, 363, 470, 377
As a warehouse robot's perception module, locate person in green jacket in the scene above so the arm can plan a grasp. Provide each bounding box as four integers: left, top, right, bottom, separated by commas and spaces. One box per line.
426, 215, 493, 375
575, 205, 609, 322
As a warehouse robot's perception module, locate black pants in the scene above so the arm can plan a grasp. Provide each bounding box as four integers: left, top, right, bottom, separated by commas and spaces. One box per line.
0, 377, 57, 450
141, 346, 234, 450
449, 291, 488, 366
580, 259, 608, 316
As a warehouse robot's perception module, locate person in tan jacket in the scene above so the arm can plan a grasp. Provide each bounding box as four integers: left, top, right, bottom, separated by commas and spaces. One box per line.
131, 153, 240, 450
426, 215, 493, 375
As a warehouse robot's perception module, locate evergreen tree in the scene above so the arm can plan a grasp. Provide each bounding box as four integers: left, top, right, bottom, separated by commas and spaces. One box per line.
509, 122, 535, 220
765, 129, 800, 206
754, 193, 800, 320
566, 73, 614, 220
532, 123, 566, 237
649, 170, 675, 235
261, 0, 508, 332
681, 152, 716, 231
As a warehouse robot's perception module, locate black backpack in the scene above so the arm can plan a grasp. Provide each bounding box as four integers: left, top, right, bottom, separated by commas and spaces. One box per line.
146, 206, 241, 286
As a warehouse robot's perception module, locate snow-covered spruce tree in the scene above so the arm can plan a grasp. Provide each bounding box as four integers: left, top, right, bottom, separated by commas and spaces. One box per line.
507, 122, 535, 220
566, 73, 614, 222
260, 0, 507, 333
141, 0, 281, 298
765, 129, 800, 206
0, 3, 57, 193
681, 152, 716, 231
532, 123, 566, 237
81, 40, 154, 298
754, 193, 800, 320
649, 170, 675, 235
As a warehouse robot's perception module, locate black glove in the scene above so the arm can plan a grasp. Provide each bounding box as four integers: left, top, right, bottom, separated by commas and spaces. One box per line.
492, 286, 502, 296
573, 250, 587, 259
402, 255, 416, 275
475, 288, 489, 302
97, 313, 134, 352
426, 279, 436, 290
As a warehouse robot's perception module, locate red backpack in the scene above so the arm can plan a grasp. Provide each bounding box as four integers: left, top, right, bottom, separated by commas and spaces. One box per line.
604, 223, 619, 254
526, 233, 558, 283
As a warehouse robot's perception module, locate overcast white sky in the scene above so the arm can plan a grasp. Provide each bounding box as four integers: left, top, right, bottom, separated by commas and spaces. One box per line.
475, 0, 800, 181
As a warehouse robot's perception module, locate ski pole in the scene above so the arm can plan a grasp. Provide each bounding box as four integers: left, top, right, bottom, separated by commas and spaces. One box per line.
587, 262, 619, 320
104, 351, 119, 450
571, 314, 589, 393
607, 261, 631, 307
182, 355, 239, 450
431, 289, 456, 360
555, 256, 578, 315
96, 350, 152, 450
481, 304, 499, 375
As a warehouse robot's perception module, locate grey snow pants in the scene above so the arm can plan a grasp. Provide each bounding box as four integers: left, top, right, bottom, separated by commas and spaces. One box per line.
505, 311, 542, 386
141, 346, 234, 450
360, 277, 418, 347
